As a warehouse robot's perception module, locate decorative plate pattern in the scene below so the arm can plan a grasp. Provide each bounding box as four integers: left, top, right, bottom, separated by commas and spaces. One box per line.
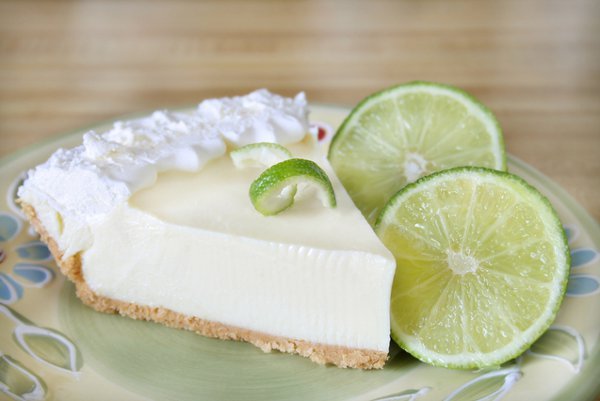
0, 105, 599, 401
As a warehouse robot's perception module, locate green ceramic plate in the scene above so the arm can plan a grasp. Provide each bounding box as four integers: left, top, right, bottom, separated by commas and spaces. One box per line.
0, 105, 599, 401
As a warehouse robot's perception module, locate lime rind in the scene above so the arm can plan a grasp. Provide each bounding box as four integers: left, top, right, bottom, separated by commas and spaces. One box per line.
251, 183, 298, 216
230, 142, 293, 169
375, 167, 570, 369
328, 81, 506, 224
249, 158, 337, 216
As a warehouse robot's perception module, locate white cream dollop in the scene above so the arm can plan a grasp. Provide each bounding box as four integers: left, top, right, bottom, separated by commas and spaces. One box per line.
198, 89, 308, 146
18, 89, 310, 257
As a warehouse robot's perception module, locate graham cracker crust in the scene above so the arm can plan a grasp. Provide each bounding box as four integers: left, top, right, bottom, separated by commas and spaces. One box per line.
20, 202, 387, 369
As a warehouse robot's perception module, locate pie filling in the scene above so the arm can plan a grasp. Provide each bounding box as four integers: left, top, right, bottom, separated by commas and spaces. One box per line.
18, 90, 396, 367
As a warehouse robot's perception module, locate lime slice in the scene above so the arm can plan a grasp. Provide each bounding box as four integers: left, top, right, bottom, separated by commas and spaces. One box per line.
375, 167, 569, 369
230, 142, 292, 169
250, 158, 336, 216
328, 81, 506, 224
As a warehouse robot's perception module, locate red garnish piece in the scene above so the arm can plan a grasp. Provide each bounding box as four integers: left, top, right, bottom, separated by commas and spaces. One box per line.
317, 126, 327, 141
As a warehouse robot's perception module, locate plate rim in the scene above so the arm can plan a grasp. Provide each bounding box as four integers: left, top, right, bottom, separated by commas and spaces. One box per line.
1, 102, 599, 401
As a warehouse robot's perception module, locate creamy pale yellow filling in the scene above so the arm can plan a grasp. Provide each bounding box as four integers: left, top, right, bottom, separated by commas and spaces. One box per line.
132, 140, 376, 251
80, 141, 396, 351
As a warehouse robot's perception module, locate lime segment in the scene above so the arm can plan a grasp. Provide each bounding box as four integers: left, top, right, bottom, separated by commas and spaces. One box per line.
328, 81, 506, 224
249, 158, 336, 216
230, 142, 292, 169
375, 167, 569, 369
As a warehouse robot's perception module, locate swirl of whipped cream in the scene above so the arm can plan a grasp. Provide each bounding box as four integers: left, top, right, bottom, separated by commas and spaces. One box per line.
198, 89, 308, 146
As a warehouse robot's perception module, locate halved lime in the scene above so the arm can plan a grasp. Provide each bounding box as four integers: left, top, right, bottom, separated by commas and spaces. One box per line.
249, 158, 336, 216
230, 142, 292, 169
375, 167, 569, 369
328, 81, 506, 224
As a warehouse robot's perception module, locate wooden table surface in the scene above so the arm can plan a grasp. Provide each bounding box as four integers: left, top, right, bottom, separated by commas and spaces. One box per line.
0, 0, 599, 399
0, 0, 599, 222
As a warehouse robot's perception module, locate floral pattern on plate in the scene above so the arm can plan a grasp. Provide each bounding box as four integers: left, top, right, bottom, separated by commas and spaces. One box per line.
1, 181, 83, 400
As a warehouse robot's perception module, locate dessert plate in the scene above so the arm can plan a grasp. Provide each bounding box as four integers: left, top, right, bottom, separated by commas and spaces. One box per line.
0, 105, 599, 401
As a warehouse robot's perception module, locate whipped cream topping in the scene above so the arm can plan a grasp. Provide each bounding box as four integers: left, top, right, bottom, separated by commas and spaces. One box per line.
19, 89, 308, 218
198, 90, 308, 146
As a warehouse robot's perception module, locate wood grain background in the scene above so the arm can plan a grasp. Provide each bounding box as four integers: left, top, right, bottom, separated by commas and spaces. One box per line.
0, 0, 599, 399
1, 0, 599, 223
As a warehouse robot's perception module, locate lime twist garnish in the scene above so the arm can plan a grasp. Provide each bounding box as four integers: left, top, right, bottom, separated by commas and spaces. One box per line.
230, 142, 293, 169
375, 167, 570, 369
328, 81, 506, 225
249, 158, 337, 216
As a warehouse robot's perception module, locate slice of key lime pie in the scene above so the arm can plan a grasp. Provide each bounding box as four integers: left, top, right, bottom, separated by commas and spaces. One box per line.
18, 90, 396, 369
